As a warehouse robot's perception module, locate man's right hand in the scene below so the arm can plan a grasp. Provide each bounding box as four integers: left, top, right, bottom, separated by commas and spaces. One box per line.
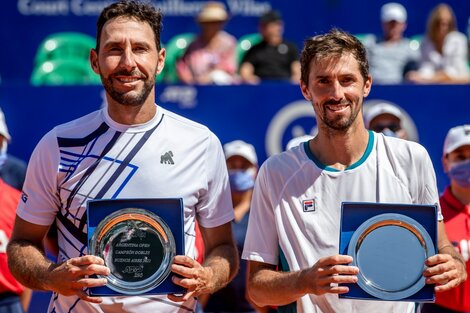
46, 255, 110, 303
300, 255, 359, 296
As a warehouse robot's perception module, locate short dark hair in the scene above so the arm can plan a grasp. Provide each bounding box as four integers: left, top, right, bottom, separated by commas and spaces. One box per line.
300, 28, 369, 85
259, 10, 282, 25
96, 0, 163, 52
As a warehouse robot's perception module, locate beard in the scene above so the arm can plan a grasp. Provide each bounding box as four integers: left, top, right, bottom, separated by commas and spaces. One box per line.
100, 69, 156, 106
319, 98, 362, 132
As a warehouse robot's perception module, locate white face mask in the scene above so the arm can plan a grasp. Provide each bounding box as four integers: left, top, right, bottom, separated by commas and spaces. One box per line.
0, 140, 7, 169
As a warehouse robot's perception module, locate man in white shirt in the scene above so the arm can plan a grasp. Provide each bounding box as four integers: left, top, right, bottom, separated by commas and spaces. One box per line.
242, 28, 466, 313
6, 1, 238, 313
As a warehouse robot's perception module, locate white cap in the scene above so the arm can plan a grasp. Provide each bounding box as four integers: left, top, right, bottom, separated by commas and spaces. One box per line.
381, 3, 407, 23
197, 1, 229, 23
443, 125, 470, 155
224, 140, 258, 165
364, 102, 403, 128
0, 108, 11, 142
286, 135, 314, 150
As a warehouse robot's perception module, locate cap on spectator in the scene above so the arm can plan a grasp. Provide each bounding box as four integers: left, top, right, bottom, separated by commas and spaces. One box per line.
286, 135, 313, 150
381, 3, 407, 23
260, 10, 282, 25
443, 125, 470, 155
364, 102, 403, 128
197, 1, 229, 23
224, 140, 258, 165
0, 108, 11, 142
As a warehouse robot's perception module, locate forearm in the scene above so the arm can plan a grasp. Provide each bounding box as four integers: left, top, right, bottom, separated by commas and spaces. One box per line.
7, 239, 54, 291
439, 242, 466, 271
248, 267, 306, 307
203, 242, 239, 293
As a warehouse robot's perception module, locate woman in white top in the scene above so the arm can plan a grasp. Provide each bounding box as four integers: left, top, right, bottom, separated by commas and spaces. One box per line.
407, 3, 470, 84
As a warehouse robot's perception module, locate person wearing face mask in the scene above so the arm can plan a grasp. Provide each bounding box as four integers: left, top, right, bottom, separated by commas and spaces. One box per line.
364, 102, 409, 140
0, 108, 27, 191
420, 125, 470, 313
203, 140, 260, 313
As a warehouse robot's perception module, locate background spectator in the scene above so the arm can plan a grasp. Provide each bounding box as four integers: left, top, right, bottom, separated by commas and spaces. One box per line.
420, 125, 470, 313
203, 140, 258, 313
366, 2, 420, 84
407, 3, 470, 84
364, 102, 409, 140
176, 1, 238, 85
239, 10, 300, 84
0, 176, 31, 313
0, 108, 26, 191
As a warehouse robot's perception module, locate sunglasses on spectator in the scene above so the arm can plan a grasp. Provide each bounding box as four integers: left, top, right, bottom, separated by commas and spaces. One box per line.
371, 123, 401, 133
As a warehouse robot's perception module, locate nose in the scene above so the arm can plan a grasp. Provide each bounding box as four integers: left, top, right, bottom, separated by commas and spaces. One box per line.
328, 80, 345, 101
120, 47, 137, 71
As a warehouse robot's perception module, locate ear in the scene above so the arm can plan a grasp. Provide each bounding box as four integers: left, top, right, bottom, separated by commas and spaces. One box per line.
363, 75, 372, 97
90, 49, 100, 74
156, 48, 166, 74
300, 81, 312, 101
442, 154, 450, 173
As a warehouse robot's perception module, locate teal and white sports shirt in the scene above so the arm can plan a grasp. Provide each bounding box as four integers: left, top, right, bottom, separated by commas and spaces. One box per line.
243, 131, 441, 313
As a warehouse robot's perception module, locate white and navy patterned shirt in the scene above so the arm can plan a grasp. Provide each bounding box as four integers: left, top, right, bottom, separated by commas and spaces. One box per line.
17, 105, 234, 313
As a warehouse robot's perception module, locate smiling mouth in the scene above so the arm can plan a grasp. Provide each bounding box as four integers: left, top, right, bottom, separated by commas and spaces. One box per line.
326, 104, 349, 112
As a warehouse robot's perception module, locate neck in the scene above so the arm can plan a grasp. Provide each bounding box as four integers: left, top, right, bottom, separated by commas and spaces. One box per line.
310, 124, 370, 171
450, 183, 470, 205
106, 97, 156, 125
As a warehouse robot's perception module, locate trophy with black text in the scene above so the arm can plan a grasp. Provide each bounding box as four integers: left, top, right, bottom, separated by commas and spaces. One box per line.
87, 198, 185, 296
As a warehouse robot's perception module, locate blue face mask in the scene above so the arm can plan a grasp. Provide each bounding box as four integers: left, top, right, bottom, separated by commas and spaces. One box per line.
448, 159, 470, 188
381, 129, 398, 138
0, 142, 7, 170
229, 169, 255, 192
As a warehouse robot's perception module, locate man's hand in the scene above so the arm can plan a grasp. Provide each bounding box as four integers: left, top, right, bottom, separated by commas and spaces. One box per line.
47, 255, 109, 303
424, 253, 467, 292
301, 255, 359, 296
168, 255, 214, 302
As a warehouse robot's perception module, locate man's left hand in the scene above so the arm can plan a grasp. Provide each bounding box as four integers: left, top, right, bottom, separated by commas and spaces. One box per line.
423, 253, 467, 292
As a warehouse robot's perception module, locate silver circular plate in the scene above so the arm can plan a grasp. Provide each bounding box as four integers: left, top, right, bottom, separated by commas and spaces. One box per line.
347, 213, 435, 300
89, 208, 176, 295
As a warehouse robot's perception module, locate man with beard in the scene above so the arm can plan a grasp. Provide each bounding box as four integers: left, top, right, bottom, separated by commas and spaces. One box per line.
6, 1, 238, 313
242, 28, 466, 313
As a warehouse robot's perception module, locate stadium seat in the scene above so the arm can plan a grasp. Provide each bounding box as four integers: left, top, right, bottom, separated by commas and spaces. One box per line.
409, 34, 423, 51
31, 59, 101, 86
162, 33, 195, 83
353, 33, 376, 46
236, 33, 262, 65
33, 32, 96, 66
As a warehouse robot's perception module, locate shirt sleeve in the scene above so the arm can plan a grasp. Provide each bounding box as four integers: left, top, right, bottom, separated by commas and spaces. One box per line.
16, 129, 61, 226
195, 132, 234, 228
242, 161, 279, 265
417, 146, 443, 221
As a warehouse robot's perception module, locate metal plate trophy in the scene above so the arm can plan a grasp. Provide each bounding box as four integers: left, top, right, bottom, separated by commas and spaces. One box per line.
87, 198, 185, 296
339, 202, 437, 302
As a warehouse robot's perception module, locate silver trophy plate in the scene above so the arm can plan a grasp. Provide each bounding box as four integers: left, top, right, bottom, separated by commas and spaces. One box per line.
347, 213, 435, 300
89, 208, 176, 295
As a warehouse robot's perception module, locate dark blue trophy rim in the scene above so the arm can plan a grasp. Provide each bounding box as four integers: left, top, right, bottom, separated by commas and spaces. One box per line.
347, 213, 435, 300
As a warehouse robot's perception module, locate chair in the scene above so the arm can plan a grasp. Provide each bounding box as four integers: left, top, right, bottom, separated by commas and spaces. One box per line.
161, 33, 195, 83
353, 33, 376, 46
409, 34, 423, 51
34, 32, 96, 66
31, 59, 101, 86
236, 33, 262, 66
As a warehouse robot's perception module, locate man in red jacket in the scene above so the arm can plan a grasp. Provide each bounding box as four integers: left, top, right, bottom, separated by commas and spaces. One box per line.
421, 124, 470, 313
0, 178, 31, 313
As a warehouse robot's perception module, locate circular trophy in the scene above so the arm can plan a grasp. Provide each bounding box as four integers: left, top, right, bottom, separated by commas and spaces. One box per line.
89, 208, 176, 295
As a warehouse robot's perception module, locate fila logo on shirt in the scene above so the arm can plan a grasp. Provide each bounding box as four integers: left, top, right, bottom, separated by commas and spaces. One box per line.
302, 199, 316, 213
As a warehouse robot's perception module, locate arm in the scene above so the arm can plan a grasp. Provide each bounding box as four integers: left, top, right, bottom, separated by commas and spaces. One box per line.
239, 62, 260, 84
169, 222, 239, 302
423, 221, 467, 292
7, 216, 109, 303
247, 255, 359, 307
290, 60, 301, 84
